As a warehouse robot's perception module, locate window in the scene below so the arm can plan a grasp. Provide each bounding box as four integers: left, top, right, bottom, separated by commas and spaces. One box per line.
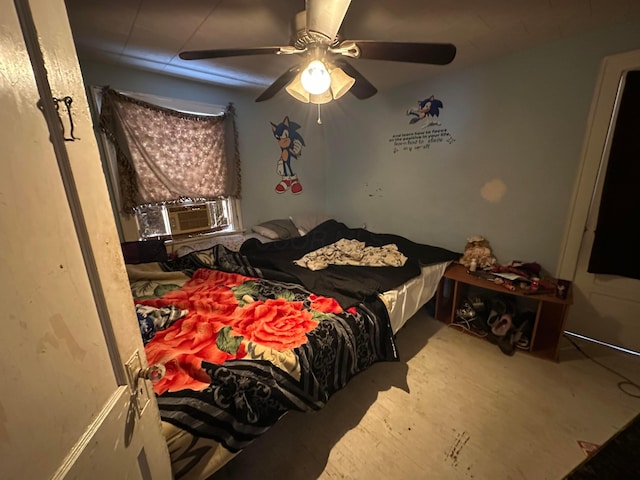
91, 87, 242, 241
135, 198, 239, 239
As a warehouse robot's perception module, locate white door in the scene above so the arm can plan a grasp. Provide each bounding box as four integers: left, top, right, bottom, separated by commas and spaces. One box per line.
0, 0, 172, 479
558, 49, 640, 354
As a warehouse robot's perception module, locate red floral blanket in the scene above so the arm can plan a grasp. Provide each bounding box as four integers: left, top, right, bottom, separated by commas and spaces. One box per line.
131, 265, 397, 455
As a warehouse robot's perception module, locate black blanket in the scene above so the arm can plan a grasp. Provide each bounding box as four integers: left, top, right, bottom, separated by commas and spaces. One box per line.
238, 220, 460, 308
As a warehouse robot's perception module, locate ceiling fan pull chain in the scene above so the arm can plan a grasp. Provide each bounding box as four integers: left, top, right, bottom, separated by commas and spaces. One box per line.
317, 104, 322, 125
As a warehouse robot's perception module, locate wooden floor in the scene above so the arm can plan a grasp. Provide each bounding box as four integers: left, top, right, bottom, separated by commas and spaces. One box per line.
213, 310, 640, 480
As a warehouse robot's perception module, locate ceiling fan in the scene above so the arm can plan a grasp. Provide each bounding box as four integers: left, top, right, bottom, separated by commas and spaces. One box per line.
179, 0, 456, 104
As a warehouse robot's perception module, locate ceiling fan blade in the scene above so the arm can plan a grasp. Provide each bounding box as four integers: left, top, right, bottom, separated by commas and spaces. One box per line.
306, 0, 351, 43
346, 41, 457, 65
333, 59, 377, 99
179, 47, 283, 61
255, 66, 300, 102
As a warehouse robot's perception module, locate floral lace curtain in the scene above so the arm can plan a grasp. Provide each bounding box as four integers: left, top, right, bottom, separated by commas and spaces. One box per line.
99, 87, 241, 213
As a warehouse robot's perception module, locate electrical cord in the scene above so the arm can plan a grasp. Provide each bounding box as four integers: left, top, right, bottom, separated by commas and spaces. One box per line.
448, 319, 488, 338
563, 333, 640, 399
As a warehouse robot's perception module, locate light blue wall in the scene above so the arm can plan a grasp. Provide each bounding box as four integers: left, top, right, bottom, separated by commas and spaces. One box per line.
322, 20, 640, 273
77, 61, 328, 231
232, 93, 329, 227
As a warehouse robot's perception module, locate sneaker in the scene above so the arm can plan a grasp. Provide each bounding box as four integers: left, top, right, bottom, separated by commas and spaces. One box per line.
491, 313, 512, 337
456, 299, 476, 320
468, 296, 486, 313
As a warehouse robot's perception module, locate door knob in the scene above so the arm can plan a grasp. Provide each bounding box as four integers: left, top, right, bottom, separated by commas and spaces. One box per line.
125, 352, 164, 417
137, 364, 166, 382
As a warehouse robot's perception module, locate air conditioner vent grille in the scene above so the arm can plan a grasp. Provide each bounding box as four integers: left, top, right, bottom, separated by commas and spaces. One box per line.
167, 205, 211, 235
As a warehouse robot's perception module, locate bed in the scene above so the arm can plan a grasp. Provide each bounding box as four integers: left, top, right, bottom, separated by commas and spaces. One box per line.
126, 219, 459, 479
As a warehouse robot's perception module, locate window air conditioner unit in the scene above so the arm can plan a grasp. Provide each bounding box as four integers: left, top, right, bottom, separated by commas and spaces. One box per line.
167, 204, 211, 235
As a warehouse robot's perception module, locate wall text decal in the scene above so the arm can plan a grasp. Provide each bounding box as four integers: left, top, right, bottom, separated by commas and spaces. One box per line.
389, 95, 455, 154
389, 128, 455, 154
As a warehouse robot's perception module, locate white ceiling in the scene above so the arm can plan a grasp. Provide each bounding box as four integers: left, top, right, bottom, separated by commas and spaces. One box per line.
64, 0, 640, 99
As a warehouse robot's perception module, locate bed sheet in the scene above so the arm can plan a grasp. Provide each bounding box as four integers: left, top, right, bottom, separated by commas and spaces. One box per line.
170, 231, 272, 258
381, 261, 452, 333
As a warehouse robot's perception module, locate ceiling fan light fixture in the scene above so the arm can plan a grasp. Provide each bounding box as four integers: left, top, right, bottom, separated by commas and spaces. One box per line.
309, 90, 333, 105
300, 60, 331, 95
286, 63, 355, 104
329, 66, 355, 100
179, 1, 458, 104
285, 73, 310, 103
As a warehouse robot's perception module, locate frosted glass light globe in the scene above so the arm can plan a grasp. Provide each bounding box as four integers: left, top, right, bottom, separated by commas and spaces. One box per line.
300, 60, 331, 95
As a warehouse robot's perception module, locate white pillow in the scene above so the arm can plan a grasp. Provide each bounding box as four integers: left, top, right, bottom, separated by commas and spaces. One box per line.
289, 213, 331, 235
252, 219, 300, 240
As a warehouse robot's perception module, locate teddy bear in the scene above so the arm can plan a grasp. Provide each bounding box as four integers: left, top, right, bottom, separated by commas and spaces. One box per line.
459, 235, 497, 270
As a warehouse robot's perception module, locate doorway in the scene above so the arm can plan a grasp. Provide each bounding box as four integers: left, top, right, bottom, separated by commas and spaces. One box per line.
558, 49, 640, 354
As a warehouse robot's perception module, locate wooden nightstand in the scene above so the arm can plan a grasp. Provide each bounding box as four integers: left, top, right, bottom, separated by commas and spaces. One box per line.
435, 263, 573, 361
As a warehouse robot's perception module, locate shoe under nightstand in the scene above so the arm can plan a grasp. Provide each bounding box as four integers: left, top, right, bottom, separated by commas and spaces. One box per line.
434, 263, 573, 361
